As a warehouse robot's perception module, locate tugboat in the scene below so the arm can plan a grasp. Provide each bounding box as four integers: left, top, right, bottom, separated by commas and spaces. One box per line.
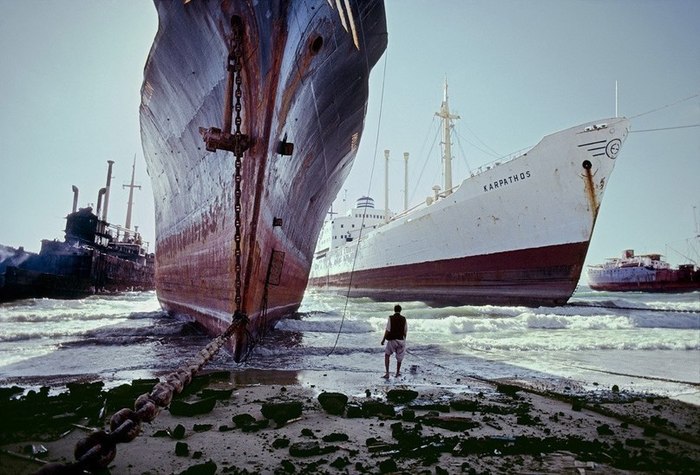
587, 249, 700, 293
0, 160, 155, 302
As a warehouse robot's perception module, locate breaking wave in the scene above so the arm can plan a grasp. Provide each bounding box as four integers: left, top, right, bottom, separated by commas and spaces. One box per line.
2, 289, 698, 401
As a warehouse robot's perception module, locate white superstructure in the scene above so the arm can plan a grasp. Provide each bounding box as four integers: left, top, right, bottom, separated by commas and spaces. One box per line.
314, 197, 394, 260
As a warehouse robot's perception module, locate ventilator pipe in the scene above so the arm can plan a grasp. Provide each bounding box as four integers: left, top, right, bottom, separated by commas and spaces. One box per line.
102, 160, 115, 222
96, 188, 107, 217
72, 185, 79, 213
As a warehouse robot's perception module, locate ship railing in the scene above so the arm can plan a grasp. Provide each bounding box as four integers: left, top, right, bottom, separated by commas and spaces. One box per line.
468, 145, 534, 179
106, 222, 151, 254
388, 177, 469, 222
385, 183, 461, 223
389, 200, 429, 221
387, 145, 535, 223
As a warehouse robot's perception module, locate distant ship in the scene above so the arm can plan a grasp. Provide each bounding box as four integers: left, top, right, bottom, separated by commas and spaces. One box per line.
307, 83, 630, 307
588, 249, 700, 293
139, 1, 387, 359
0, 160, 154, 302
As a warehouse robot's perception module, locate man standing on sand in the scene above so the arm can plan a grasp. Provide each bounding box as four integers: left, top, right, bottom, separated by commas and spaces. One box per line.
381, 304, 407, 378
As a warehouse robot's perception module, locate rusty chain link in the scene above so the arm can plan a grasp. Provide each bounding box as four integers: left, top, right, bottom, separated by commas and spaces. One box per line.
34, 320, 248, 474
232, 18, 244, 312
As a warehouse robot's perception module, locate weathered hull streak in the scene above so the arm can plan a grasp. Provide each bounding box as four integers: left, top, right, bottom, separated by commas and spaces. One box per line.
140, 1, 387, 359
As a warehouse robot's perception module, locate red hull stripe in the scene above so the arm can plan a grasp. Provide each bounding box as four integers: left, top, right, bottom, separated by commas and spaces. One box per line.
589, 282, 700, 293
308, 242, 591, 307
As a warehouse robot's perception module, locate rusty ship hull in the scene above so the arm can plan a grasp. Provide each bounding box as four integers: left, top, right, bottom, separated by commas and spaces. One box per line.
1, 159, 154, 303
0, 243, 154, 302
308, 117, 631, 307
589, 273, 700, 293
139, 1, 387, 359
588, 250, 700, 293
0, 217, 154, 303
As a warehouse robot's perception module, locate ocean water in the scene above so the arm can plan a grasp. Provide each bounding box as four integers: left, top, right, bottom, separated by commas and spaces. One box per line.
0, 288, 698, 404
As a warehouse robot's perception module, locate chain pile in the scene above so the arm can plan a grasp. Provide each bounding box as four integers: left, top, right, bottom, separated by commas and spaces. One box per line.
35, 314, 248, 475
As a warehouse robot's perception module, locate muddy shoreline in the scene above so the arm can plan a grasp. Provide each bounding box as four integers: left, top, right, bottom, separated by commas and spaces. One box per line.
1, 369, 698, 474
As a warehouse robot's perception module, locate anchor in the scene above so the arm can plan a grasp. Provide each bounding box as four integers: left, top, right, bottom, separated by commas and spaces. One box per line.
199, 16, 250, 155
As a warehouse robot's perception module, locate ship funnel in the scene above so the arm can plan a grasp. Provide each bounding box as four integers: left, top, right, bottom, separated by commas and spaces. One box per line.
356, 196, 375, 209
96, 187, 107, 217
71, 185, 79, 213
403, 152, 409, 211
102, 160, 115, 222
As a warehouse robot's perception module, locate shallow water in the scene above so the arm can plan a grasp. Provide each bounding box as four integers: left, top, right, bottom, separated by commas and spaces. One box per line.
0, 288, 698, 403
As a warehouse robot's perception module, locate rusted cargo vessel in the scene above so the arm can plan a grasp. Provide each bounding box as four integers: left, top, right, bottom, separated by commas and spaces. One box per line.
588, 249, 700, 292
308, 85, 631, 306
139, 1, 387, 359
0, 161, 154, 302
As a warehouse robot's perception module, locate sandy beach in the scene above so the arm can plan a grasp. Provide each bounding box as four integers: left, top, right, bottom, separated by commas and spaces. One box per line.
1, 368, 698, 474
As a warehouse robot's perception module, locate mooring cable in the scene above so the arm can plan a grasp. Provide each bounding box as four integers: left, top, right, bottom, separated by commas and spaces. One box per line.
328, 50, 389, 356
629, 92, 699, 119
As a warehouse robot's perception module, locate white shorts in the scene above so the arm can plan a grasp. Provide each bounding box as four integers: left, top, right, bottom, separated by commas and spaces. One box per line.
384, 339, 406, 362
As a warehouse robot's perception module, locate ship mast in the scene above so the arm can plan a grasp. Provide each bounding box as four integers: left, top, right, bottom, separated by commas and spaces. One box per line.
403, 152, 409, 211
122, 154, 141, 240
435, 79, 460, 196
384, 149, 390, 222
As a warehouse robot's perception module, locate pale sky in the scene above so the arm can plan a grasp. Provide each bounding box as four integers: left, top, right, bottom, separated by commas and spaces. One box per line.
1, 1, 698, 279
0, 1, 157, 253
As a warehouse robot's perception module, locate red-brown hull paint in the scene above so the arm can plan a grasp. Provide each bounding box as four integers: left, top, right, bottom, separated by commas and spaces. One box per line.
589, 282, 700, 293
589, 273, 700, 293
308, 242, 591, 306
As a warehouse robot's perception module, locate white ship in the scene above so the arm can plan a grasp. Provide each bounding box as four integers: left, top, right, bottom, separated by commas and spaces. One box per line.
307, 84, 630, 306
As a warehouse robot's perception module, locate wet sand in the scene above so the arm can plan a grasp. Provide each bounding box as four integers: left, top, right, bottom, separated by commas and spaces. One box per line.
1, 368, 698, 474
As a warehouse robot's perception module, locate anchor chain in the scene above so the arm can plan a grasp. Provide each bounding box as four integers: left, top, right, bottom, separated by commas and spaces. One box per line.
35, 315, 249, 475
232, 19, 244, 312
35, 19, 251, 475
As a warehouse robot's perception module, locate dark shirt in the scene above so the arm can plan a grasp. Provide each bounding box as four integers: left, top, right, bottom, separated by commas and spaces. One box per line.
385, 313, 406, 341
